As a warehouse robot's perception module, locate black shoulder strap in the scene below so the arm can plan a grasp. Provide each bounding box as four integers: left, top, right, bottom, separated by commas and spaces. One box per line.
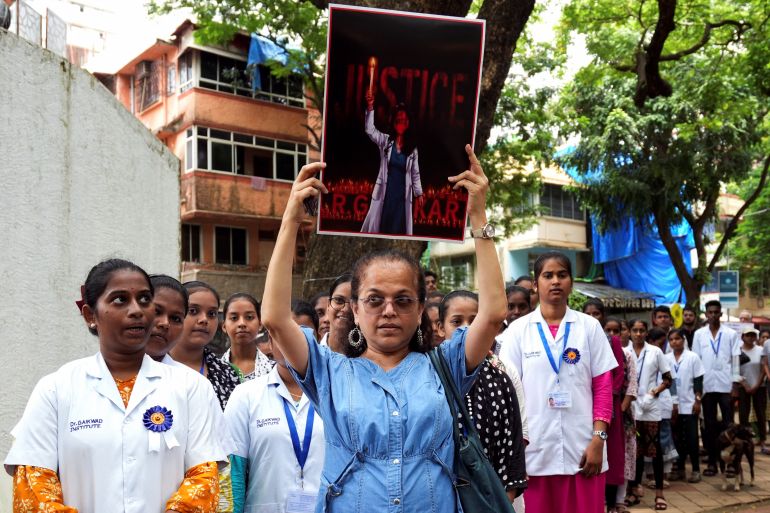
428, 348, 479, 439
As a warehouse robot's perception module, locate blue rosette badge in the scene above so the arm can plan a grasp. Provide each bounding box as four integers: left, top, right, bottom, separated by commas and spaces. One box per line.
143, 405, 173, 432
562, 348, 581, 365
143, 406, 178, 452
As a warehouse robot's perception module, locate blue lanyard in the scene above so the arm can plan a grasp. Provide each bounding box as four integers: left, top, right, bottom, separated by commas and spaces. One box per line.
282, 397, 315, 482
710, 332, 722, 356
536, 322, 571, 382
636, 349, 646, 385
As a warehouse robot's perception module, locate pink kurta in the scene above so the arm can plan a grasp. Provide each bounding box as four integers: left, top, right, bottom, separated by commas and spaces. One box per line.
525, 473, 606, 513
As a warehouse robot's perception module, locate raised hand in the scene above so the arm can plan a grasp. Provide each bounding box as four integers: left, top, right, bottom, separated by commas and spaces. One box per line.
284, 162, 328, 224
448, 144, 489, 223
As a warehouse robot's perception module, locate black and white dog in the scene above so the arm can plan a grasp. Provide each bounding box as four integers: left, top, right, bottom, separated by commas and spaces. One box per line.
718, 423, 755, 491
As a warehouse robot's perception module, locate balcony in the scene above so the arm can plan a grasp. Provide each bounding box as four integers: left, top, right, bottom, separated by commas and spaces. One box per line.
181, 170, 292, 220
178, 87, 309, 142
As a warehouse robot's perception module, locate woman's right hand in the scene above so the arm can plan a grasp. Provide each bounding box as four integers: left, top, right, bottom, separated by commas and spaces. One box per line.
284, 162, 327, 224
365, 90, 374, 111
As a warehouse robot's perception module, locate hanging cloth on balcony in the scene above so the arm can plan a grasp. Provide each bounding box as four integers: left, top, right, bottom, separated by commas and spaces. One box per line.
247, 34, 289, 91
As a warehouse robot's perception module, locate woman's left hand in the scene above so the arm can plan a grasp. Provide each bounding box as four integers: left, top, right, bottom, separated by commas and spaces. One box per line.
448, 145, 489, 222
578, 438, 604, 477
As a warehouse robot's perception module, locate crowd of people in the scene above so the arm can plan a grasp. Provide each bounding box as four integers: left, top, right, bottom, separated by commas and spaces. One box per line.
6, 149, 770, 513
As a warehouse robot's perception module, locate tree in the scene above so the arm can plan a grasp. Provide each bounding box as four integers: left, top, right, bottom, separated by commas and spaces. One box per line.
151, 0, 545, 296
557, 0, 770, 306
732, 157, 770, 299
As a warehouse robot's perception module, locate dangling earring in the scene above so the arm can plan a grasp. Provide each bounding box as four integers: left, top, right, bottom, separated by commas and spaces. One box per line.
348, 324, 363, 348
417, 326, 424, 346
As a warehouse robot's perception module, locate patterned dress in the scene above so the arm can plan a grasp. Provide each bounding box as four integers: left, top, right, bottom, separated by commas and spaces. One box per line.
462, 357, 528, 495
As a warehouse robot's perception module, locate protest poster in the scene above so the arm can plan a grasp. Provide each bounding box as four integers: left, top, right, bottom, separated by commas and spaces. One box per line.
318, 4, 485, 242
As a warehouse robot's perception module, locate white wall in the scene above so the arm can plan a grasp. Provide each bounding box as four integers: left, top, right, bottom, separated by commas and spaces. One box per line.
0, 31, 180, 508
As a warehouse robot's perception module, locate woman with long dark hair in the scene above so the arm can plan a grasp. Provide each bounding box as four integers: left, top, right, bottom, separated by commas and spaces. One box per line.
360, 90, 424, 235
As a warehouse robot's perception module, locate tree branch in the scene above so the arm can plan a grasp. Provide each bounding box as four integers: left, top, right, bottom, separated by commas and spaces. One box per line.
474, 0, 536, 153
660, 19, 752, 61
708, 154, 770, 272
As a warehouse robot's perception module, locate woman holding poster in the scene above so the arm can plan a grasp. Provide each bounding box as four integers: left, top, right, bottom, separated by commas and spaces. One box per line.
261, 146, 506, 512
360, 89, 424, 235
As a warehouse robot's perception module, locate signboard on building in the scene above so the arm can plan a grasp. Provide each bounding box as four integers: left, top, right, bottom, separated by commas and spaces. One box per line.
318, 4, 485, 243
718, 270, 740, 308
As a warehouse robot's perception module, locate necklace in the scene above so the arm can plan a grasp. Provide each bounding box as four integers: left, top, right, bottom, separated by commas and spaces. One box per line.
289, 390, 302, 402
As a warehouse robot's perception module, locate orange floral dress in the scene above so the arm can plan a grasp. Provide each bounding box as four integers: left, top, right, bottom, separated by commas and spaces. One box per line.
13, 376, 219, 513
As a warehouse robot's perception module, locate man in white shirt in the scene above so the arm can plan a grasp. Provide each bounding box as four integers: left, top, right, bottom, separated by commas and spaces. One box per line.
691, 300, 741, 476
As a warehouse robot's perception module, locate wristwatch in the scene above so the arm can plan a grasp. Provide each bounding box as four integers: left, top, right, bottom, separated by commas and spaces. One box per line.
592, 430, 608, 441
470, 223, 495, 239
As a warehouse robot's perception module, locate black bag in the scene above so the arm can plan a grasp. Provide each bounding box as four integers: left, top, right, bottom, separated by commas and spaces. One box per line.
428, 348, 516, 513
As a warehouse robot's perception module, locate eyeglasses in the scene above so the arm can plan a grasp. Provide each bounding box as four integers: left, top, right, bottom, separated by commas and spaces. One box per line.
358, 295, 420, 314
329, 295, 351, 310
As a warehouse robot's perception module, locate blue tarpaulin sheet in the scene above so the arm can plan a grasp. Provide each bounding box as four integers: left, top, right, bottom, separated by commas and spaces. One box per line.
247, 34, 289, 90
560, 152, 695, 305
594, 216, 694, 304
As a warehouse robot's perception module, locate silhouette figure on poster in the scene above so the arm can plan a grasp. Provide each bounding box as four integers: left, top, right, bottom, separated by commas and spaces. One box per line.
360, 85, 425, 235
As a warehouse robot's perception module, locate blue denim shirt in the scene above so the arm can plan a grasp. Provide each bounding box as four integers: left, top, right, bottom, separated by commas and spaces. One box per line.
289, 327, 479, 513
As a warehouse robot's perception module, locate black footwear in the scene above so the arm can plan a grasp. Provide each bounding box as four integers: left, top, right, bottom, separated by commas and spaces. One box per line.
703, 467, 717, 477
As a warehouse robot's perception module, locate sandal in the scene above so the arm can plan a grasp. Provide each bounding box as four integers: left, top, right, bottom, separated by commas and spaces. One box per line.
655, 497, 668, 510
624, 492, 641, 507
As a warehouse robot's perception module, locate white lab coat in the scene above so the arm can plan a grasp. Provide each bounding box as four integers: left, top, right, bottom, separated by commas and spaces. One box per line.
4, 352, 228, 513
498, 307, 617, 476
631, 343, 671, 422
224, 366, 325, 512
692, 324, 741, 393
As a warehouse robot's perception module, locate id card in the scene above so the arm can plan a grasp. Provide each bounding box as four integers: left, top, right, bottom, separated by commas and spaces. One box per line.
286, 490, 316, 513
713, 360, 724, 371
547, 390, 572, 409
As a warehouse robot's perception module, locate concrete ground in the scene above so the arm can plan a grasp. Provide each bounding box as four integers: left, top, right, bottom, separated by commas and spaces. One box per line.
629, 452, 770, 512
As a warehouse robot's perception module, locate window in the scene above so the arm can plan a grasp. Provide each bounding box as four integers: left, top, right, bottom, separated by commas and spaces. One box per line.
440, 257, 474, 290
196, 50, 305, 107
181, 224, 201, 262
135, 60, 160, 111
540, 184, 584, 221
215, 227, 247, 265
178, 52, 193, 93
185, 126, 307, 181
166, 65, 176, 95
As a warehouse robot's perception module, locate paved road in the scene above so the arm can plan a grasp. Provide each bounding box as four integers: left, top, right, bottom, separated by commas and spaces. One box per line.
629, 450, 770, 512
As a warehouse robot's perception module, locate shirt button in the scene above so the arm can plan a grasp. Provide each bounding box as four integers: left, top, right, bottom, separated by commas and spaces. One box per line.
392, 410, 399, 416
393, 498, 401, 505
392, 458, 400, 464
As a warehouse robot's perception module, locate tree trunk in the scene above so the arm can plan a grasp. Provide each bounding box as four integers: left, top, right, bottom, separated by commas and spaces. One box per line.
653, 209, 702, 307
300, 0, 535, 297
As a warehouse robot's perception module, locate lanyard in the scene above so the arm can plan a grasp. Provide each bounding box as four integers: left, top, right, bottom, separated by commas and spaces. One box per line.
636, 349, 647, 385
536, 322, 571, 382
199, 359, 205, 375
710, 332, 722, 357
282, 397, 315, 486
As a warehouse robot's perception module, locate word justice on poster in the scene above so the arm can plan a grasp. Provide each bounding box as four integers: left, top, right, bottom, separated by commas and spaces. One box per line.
342, 57, 470, 128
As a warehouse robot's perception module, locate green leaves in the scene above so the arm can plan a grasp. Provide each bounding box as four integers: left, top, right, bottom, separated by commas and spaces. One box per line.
557, 0, 770, 301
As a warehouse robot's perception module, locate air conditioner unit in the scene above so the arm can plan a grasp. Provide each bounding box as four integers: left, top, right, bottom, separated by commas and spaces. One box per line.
137, 60, 154, 77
